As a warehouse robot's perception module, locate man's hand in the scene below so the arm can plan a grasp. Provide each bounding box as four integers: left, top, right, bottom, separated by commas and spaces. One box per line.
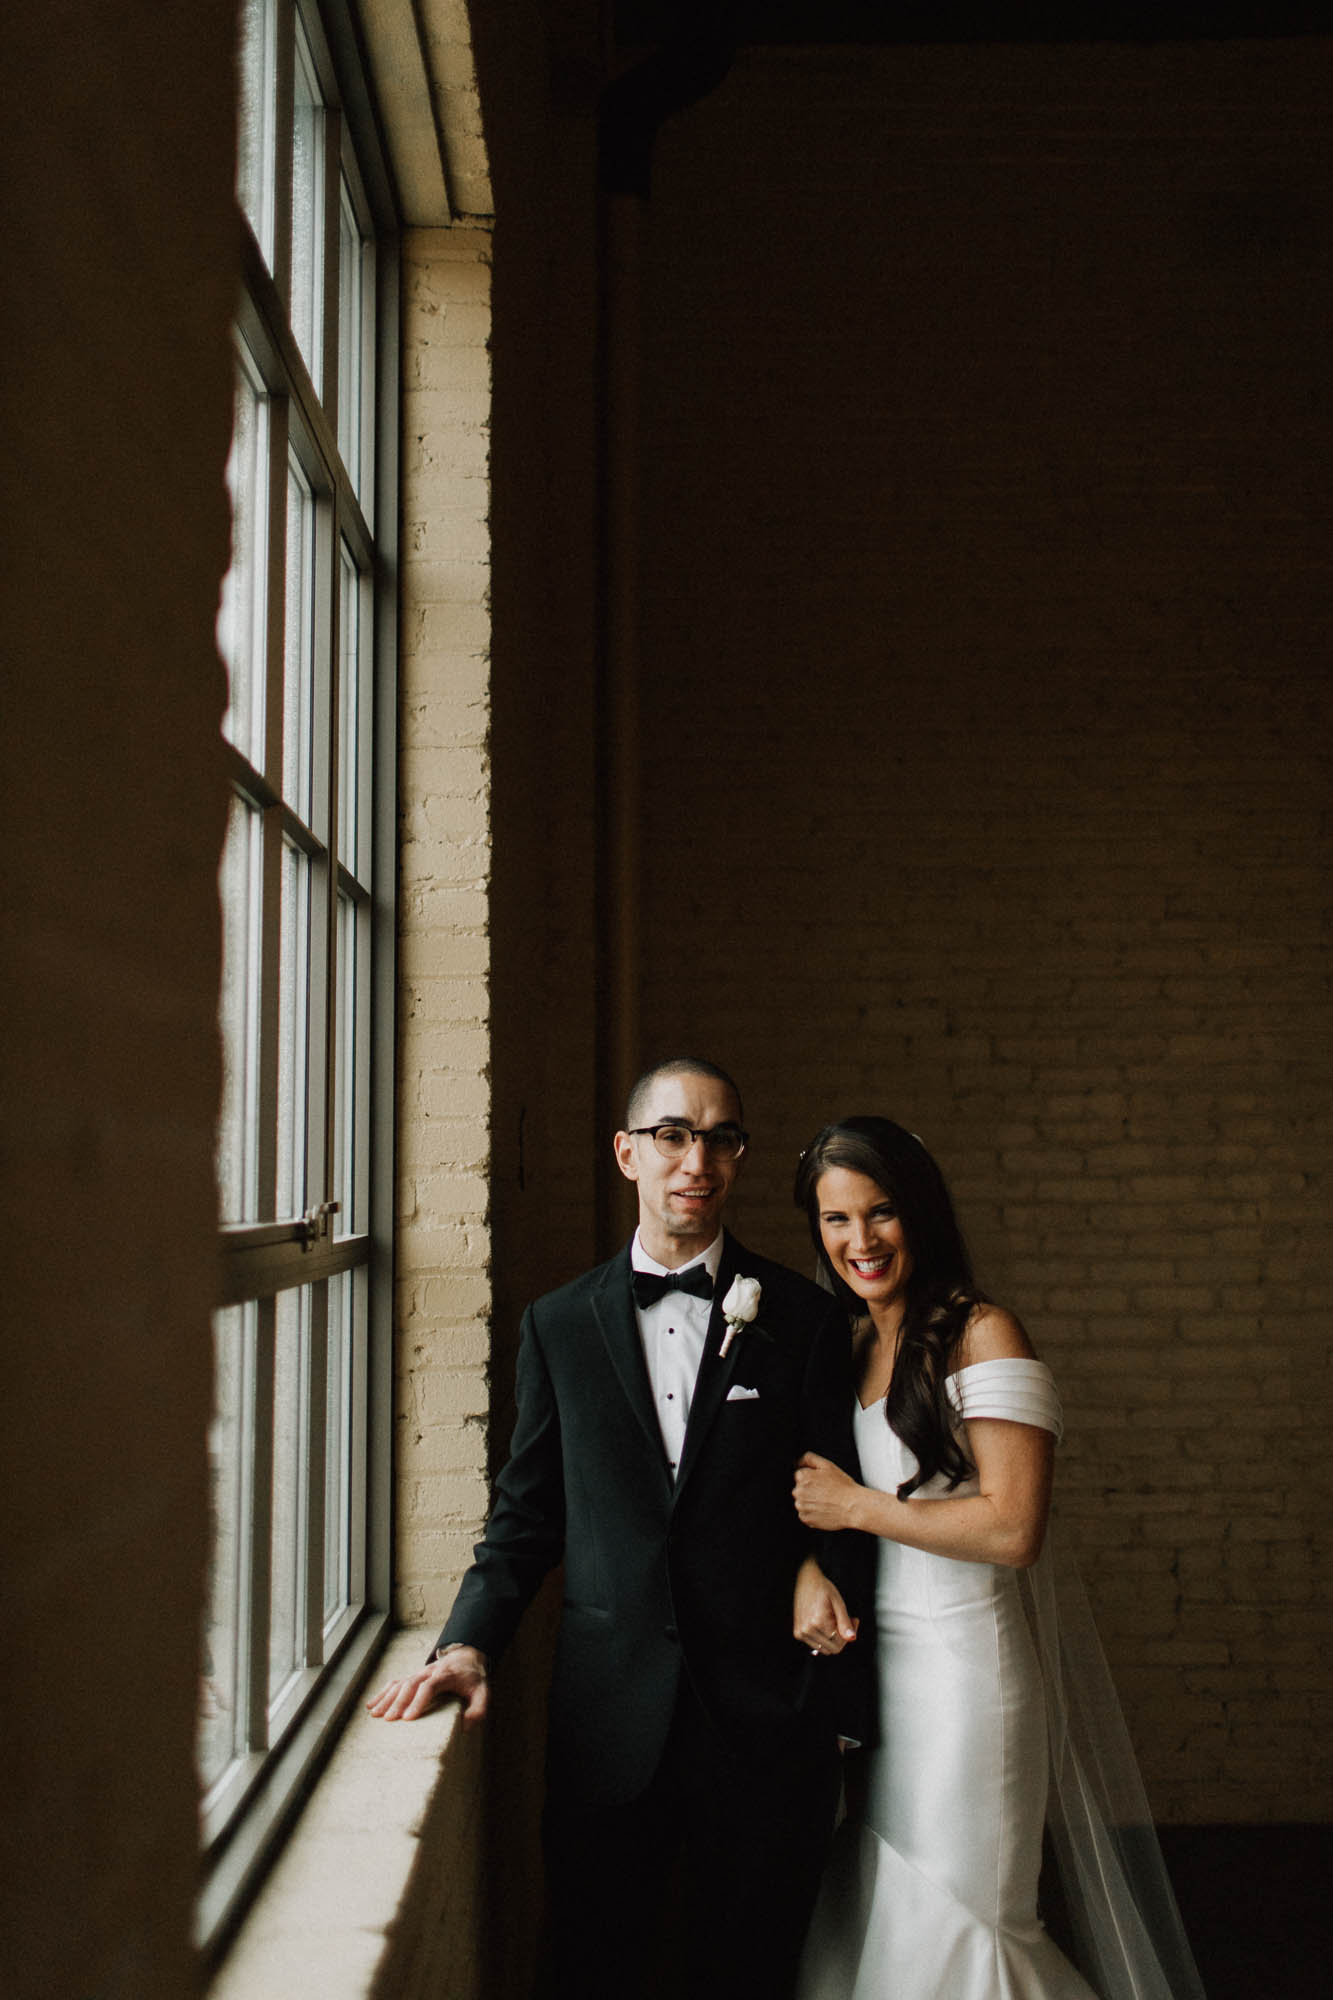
365, 1644, 490, 1725
794, 1451, 864, 1533
793, 1553, 859, 1657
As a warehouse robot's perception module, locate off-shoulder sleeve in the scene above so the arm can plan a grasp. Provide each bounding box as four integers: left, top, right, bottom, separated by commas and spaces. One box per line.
945, 1357, 1063, 1441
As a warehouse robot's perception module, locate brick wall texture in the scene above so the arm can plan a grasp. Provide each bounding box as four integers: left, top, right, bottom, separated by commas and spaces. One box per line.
634, 41, 1332, 1824
395, 225, 494, 1631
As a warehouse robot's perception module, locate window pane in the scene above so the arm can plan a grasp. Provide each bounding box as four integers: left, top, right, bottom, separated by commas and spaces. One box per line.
323, 1270, 354, 1628
277, 839, 310, 1221
236, 0, 276, 262
218, 355, 269, 767
337, 179, 362, 493
333, 890, 357, 1233
218, 799, 263, 1223
337, 171, 374, 509
290, 22, 325, 391
283, 457, 316, 818
200, 1302, 256, 1793
337, 541, 368, 878
269, 1286, 310, 1705
207, 0, 388, 1893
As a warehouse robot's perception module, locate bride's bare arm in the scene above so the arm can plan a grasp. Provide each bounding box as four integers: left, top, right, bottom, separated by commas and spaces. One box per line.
793, 1307, 1054, 1570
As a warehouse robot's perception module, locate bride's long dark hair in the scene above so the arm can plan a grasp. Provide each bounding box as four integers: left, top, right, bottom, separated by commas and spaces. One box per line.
794, 1117, 985, 1498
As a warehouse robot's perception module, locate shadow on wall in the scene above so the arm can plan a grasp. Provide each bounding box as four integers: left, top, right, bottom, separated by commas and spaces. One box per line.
1158, 1824, 1331, 2000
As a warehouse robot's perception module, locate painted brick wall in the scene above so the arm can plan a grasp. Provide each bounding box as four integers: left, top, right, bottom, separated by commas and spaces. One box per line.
395, 225, 494, 1630
635, 40, 1332, 1824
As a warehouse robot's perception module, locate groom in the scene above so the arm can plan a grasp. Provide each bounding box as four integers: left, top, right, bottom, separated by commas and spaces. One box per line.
368, 1058, 869, 1998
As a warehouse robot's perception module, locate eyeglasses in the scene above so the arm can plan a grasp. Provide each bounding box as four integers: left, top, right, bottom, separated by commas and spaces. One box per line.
627, 1122, 749, 1162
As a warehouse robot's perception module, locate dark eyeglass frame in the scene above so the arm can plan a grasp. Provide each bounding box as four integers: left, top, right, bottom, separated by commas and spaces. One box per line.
626, 1122, 749, 1161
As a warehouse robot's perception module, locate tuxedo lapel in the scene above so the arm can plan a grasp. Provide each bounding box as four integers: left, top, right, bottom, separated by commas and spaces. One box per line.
673, 1231, 746, 1499
590, 1248, 672, 1476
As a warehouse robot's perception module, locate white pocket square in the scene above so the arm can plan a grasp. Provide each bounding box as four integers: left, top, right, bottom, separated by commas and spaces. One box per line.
726, 1383, 760, 1401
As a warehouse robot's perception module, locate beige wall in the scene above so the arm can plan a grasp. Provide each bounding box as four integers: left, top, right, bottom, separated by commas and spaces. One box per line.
1, 4, 237, 1995
634, 40, 1333, 1825
394, 223, 495, 1632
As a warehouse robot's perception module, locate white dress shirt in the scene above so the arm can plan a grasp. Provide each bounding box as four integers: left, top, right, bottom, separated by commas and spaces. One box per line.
629, 1228, 723, 1479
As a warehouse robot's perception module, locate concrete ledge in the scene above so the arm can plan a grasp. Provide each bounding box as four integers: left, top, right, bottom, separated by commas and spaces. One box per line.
210, 1630, 485, 2000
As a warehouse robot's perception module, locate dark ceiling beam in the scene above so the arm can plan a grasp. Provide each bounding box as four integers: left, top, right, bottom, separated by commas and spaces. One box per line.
598, 11, 738, 197
615, 1, 1333, 46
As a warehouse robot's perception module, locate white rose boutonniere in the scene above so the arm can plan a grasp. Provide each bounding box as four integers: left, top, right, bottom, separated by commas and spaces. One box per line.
719, 1274, 762, 1358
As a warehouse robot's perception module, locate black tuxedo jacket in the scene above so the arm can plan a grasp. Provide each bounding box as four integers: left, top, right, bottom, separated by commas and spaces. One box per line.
436, 1230, 875, 1808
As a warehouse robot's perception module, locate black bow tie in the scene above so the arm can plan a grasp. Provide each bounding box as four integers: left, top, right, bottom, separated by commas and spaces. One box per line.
631, 1264, 714, 1310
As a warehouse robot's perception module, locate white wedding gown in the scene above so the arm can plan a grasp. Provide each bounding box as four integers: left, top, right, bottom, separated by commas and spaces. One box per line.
799, 1358, 1204, 2000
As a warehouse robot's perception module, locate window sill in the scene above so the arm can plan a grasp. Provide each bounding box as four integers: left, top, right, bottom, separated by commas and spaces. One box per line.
208, 1629, 485, 2000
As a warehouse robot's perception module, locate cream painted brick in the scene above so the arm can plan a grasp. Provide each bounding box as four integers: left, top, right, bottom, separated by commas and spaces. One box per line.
403, 981, 490, 1029
402, 379, 492, 432
397, 1251, 474, 1299
403, 433, 491, 491
406, 592, 491, 651
401, 835, 490, 888
411, 1028, 494, 1077
399, 742, 489, 797
411, 1134, 489, 1181
405, 222, 490, 281
418, 1047, 491, 1109
407, 336, 490, 395
413, 1296, 492, 1354
398, 1274, 490, 1327
407, 1364, 490, 1422
405, 1470, 491, 1525
413, 501, 492, 563
402, 804, 490, 858
397, 1420, 491, 1476
406, 884, 489, 935
420, 299, 492, 351
396, 226, 492, 1893
415, 1057, 491, 1112
392, 1583, 429, 1624
405, 1167, 488, 1218
403, 1526, 492, 1575
408, 459, 490, 510
401, 790, 491, 844
396, 1112, 489, 1171
402, 422, 491, 486
401, 695, 489, 752
398, 1227, 488, 1278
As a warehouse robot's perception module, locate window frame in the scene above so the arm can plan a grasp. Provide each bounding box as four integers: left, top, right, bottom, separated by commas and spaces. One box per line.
201, 0, 399, 1957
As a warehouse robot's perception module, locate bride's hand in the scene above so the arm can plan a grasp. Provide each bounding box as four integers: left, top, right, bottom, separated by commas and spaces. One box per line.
794, 1451, 864, 1532
793, 1553, 859, 1655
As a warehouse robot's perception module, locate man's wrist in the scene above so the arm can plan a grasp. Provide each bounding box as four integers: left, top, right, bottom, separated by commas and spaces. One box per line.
434, 1641, 488, 1673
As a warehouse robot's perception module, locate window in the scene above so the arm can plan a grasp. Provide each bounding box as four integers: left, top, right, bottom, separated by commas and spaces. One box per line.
201, 0, 396, 1946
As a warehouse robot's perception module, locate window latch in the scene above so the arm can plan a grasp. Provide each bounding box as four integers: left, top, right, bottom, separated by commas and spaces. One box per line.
297, 1200, 340, 1250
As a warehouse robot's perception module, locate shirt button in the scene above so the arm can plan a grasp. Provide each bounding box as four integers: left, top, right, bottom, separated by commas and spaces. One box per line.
666, 1391, 674, 1400
665, 1625, 678, 1642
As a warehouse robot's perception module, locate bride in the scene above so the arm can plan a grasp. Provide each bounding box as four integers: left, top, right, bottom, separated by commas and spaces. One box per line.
790, 1117, 1205, 2000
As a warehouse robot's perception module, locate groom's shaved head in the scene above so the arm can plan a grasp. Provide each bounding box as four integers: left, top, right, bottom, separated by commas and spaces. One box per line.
625, 1057, 743, 1130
